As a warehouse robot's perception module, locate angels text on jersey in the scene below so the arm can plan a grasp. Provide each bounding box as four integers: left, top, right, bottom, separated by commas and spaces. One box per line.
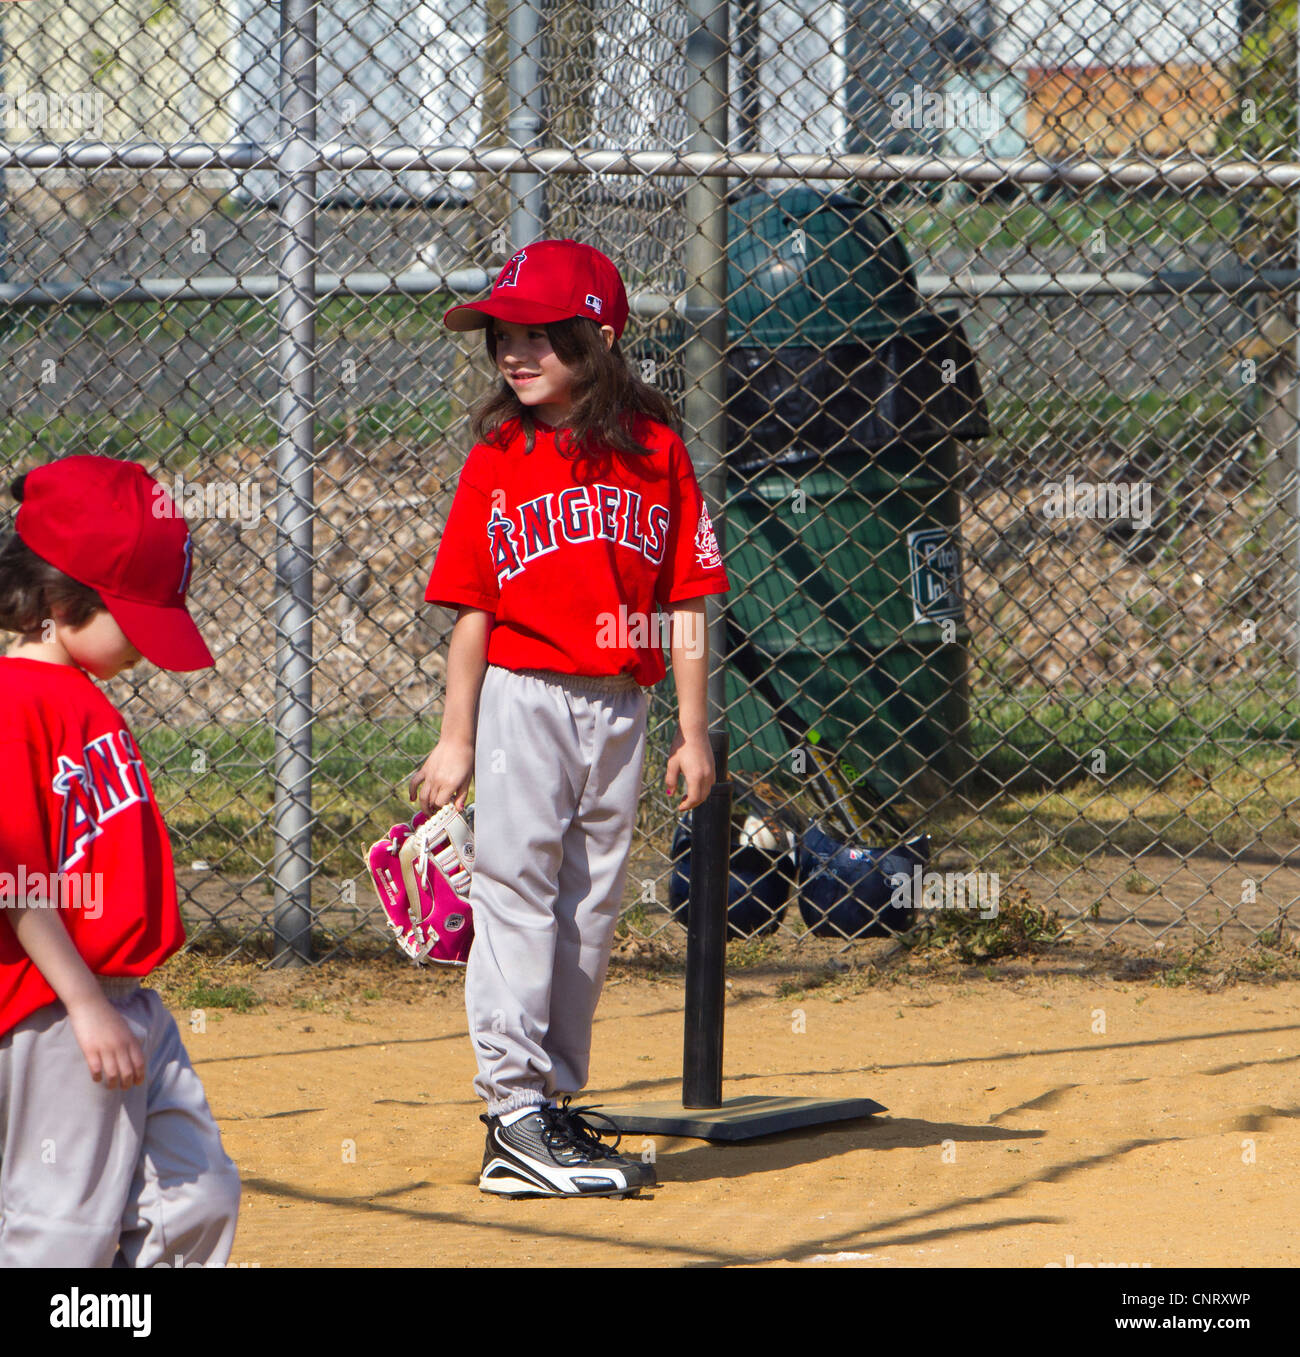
51, 730, 151, 872
486, 482, 720, 583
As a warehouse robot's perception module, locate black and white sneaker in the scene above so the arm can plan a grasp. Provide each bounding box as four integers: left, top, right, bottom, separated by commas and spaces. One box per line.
479, 1099, 657, 1199
551, 1097, 658, 1191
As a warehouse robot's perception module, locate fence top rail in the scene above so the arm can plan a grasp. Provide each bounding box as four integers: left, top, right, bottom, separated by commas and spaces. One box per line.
1, 141, 1298, 191
0, 266, 1292, 312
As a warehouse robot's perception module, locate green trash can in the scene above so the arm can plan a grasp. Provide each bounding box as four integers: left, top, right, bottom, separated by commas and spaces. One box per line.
722, 187, 990, 810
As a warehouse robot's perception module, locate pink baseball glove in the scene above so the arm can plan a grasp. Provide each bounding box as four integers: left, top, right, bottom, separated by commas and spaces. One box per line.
367, 804, 475, 965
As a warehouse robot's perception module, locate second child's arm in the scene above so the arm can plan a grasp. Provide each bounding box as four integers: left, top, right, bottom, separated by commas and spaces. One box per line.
409, 605, 492, 813
9, 904, 146, 1089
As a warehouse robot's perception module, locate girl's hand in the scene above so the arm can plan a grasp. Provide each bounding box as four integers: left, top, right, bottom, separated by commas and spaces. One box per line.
665, 726, 716, 811
408, 737, 474, 814
66, 994, 146, 1090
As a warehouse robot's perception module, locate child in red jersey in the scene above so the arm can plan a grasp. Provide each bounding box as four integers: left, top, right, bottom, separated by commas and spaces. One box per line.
410, 240, 730, 1198
0, 456, 240, 1266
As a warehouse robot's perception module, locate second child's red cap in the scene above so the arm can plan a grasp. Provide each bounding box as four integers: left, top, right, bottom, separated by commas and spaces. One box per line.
15, 455, 214, 672
443, 239, 630, 338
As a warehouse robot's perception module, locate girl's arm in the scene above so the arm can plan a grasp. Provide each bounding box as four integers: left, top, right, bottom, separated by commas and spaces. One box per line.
409, 605, 492, 812
664, 596, 716, 811
9, 904, 146, 1089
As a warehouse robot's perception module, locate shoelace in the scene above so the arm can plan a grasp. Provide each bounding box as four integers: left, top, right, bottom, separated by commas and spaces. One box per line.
539, 1097, 624, 1161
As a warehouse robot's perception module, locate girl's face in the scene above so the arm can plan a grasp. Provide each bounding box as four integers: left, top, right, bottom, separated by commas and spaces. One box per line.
60, 609, 143, 680
491, 320, 578, 425
11, 608, 144, 679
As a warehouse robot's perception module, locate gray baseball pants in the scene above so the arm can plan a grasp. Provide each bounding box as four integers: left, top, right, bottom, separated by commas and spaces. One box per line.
467, 664, 648, 1116
0, 979, 240, 1268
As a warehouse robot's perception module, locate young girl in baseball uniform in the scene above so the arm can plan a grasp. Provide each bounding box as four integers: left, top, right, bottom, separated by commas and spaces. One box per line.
411, 239, 730, 1197
0, 456, 240, 1265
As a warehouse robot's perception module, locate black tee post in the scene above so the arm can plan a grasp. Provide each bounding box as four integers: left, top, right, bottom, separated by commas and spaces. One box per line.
682, 728, 730, 1108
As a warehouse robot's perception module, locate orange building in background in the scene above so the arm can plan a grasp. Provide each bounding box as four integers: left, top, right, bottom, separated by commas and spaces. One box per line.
1023, 62, 1237, 160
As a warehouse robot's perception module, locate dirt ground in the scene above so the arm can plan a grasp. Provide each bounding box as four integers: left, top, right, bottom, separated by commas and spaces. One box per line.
169, 951, 1300, 1269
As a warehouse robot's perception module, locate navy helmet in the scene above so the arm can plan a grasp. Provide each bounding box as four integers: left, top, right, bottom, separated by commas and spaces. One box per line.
796, 826, 931, 938
668, 817, 795, 938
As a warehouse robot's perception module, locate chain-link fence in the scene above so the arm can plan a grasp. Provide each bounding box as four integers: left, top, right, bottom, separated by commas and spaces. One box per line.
2, 0, 1298, 962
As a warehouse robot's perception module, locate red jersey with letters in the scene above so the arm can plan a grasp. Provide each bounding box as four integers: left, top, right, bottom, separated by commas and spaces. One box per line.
425, 417, 730, 685
0, 658, 184, 1039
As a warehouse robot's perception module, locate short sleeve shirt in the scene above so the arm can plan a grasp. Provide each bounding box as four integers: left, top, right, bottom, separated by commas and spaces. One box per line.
424, 418, 730, 685
0, 659, 184, 1038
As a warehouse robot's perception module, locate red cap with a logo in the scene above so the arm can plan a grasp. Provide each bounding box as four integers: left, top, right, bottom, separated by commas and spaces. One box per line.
15, 455, 214, 671
443, 239, 630, 339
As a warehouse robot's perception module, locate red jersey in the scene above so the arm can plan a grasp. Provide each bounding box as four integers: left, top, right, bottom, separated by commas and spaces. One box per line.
0, 658, 184, 1039
425, 417, 730, 685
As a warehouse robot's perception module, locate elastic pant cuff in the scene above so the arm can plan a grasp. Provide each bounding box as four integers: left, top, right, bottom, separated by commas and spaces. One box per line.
488, 1090, 547, 1118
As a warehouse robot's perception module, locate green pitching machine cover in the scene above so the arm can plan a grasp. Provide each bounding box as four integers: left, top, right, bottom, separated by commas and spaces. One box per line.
722, 187, 991, 809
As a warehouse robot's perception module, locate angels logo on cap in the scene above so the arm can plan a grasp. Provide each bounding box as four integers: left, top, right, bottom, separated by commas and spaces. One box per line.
442, 239, 630, 339
179, 530, 195, 597
498, 250, 527, 288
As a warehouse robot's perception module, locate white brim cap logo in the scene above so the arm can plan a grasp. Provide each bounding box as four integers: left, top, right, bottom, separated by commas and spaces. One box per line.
585, 294, 603, 314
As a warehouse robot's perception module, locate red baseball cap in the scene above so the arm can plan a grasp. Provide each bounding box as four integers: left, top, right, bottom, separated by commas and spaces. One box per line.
443, 239, 630, 338
15, 455, 214, 671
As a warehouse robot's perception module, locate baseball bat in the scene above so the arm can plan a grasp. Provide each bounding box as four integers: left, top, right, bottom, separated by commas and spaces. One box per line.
725, 614, 908, 841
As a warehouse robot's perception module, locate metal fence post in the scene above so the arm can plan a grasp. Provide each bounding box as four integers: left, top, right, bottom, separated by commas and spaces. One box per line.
272, 0, 318, 966
683, 0, 730, 729
1293, 31, 1300, 690
507, 0, 545, 247
0, 12, 9, 293
682, 0, 729, 1106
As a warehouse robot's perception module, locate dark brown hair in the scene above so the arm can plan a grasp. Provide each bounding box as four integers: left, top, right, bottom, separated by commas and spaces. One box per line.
472, 315, 680, 463
0, 474, 104, 636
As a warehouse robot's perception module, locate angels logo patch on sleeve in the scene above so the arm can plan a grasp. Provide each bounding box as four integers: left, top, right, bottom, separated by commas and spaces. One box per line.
694, 504, 722, 569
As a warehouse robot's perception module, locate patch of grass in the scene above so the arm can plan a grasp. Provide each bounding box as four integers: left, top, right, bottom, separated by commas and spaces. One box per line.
968, 682, 1300, 799
726, 935, 782, 969
1155, 942, 1217, 988
0, 372, 456, 475
615, 901, 651, 939
293, 994, 332, 1012
1238, 947, 1286, 978
1217, 931, 1300, 985
0, 406, 283, 471
140, 716, 450, 875
929, 742, 1300, 870
905, 887, 1061, 963
900, 188, 1239, 257
150, 951, 266, 1007
775, 969, 838, 1000
178, 981, 261, 1013
1124, 873, 1160, 895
